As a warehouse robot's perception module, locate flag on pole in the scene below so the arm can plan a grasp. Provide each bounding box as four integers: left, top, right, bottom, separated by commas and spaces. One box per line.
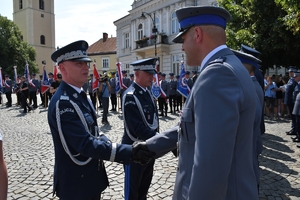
53, 65, 58, 81
116, 62, 127, 92
24, 62, 35, 87
177, 61, 190, 98
151, 60, 161, 99
41, 68, 50, 94
116, 62, 121, 94
92, 63, 100, 92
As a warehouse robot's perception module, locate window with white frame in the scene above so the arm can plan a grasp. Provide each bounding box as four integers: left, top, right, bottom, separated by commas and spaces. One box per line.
172, 54, 181, 75
171, 12, 180, 34
125, 33, 130, 48
102, 58, 109, 69
138, 24, 143, 40
155, 17, 160, 33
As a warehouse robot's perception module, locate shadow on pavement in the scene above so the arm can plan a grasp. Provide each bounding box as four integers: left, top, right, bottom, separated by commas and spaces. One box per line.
259, 133, 300, 198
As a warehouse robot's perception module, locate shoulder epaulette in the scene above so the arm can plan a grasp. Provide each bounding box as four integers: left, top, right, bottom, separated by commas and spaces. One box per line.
126, 86, 135, 95
208, 56, 227, 65
60, 91, 69, 100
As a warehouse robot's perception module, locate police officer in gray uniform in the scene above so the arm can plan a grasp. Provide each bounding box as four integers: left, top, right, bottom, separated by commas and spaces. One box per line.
134, 6, 259, 200
233, 49, 264, 189
4, 75, 12, 107
168, 73, 177, 114
109, 72, 117, 111
29, 73, 39, 108
158, 73, 170, 117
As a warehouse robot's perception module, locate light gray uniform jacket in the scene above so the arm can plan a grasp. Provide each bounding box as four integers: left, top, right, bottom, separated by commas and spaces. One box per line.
146, 48, 258, 200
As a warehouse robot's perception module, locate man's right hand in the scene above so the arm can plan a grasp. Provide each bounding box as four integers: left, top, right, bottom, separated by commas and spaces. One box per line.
131, 142, 155, 165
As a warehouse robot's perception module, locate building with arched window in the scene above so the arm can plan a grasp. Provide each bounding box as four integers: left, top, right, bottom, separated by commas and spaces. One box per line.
13, 0, 55, 73
114, 0, 218, 77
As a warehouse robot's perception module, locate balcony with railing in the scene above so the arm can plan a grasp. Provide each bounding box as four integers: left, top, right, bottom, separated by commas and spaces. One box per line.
135, 33, 168, 49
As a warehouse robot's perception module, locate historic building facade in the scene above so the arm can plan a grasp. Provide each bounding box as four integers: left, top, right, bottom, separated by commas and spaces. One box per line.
114, 0, 218, 76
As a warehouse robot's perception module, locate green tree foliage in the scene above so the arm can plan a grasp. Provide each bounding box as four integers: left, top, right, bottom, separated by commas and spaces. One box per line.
0, 15, 38, 78
275, 0, 300, 34
219, 0, 300, 70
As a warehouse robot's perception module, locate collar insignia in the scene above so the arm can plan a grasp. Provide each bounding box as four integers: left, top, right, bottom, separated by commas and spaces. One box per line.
73, 93, 78, 98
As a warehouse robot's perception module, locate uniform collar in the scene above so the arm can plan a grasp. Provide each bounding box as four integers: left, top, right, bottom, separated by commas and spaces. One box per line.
200, 44, 227, 71
134, 81, 147, 92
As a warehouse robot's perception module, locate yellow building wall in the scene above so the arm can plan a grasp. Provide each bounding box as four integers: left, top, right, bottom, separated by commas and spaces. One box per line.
89, 54, 117, 76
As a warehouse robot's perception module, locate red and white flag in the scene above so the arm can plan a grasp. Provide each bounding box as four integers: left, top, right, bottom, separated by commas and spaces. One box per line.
25, 63, 35, 88
92, 63, 100, 92
116, 62, 127, 89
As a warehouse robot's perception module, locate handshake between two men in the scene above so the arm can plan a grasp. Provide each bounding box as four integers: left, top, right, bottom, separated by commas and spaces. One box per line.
131, 141, 155, 165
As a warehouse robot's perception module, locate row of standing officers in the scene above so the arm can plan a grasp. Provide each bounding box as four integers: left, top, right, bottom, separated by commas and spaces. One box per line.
85, 70, 198, 116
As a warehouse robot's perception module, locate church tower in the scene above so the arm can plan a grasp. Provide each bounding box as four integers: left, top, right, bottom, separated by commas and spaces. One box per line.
13, 0, 55, 73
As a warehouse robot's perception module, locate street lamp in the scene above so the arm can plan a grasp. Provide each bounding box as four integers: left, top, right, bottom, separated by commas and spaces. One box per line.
140, 12, 157, 57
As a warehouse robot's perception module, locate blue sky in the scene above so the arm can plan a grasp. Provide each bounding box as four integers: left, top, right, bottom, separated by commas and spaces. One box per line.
0, 0, 133, 47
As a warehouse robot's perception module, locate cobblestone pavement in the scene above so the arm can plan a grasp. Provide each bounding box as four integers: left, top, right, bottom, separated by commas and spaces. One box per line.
0, 95, 300, 199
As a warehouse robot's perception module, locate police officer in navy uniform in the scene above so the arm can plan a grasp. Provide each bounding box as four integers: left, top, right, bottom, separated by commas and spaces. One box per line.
4, 75, 12, 107
48, 40, 153, 200
285, 66, 298, 135
121, 57, 159, 200
168, 73, 177, 114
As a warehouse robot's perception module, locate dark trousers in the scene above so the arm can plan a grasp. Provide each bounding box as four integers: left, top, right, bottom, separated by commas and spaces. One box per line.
17, 92, 22, 105
5, 92, 12, 106
98, 93, 102, 108
169, 94, 176, 112
110, 93, 117, 110
125, 160, 154, 200
158, 97, 168, 115
101, 97, 109, 122
21, 93, 30, 112
29, 91, 37, 107
176, 95, 182, 111
89, 93, 97, 110
288, 104, 296, 131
